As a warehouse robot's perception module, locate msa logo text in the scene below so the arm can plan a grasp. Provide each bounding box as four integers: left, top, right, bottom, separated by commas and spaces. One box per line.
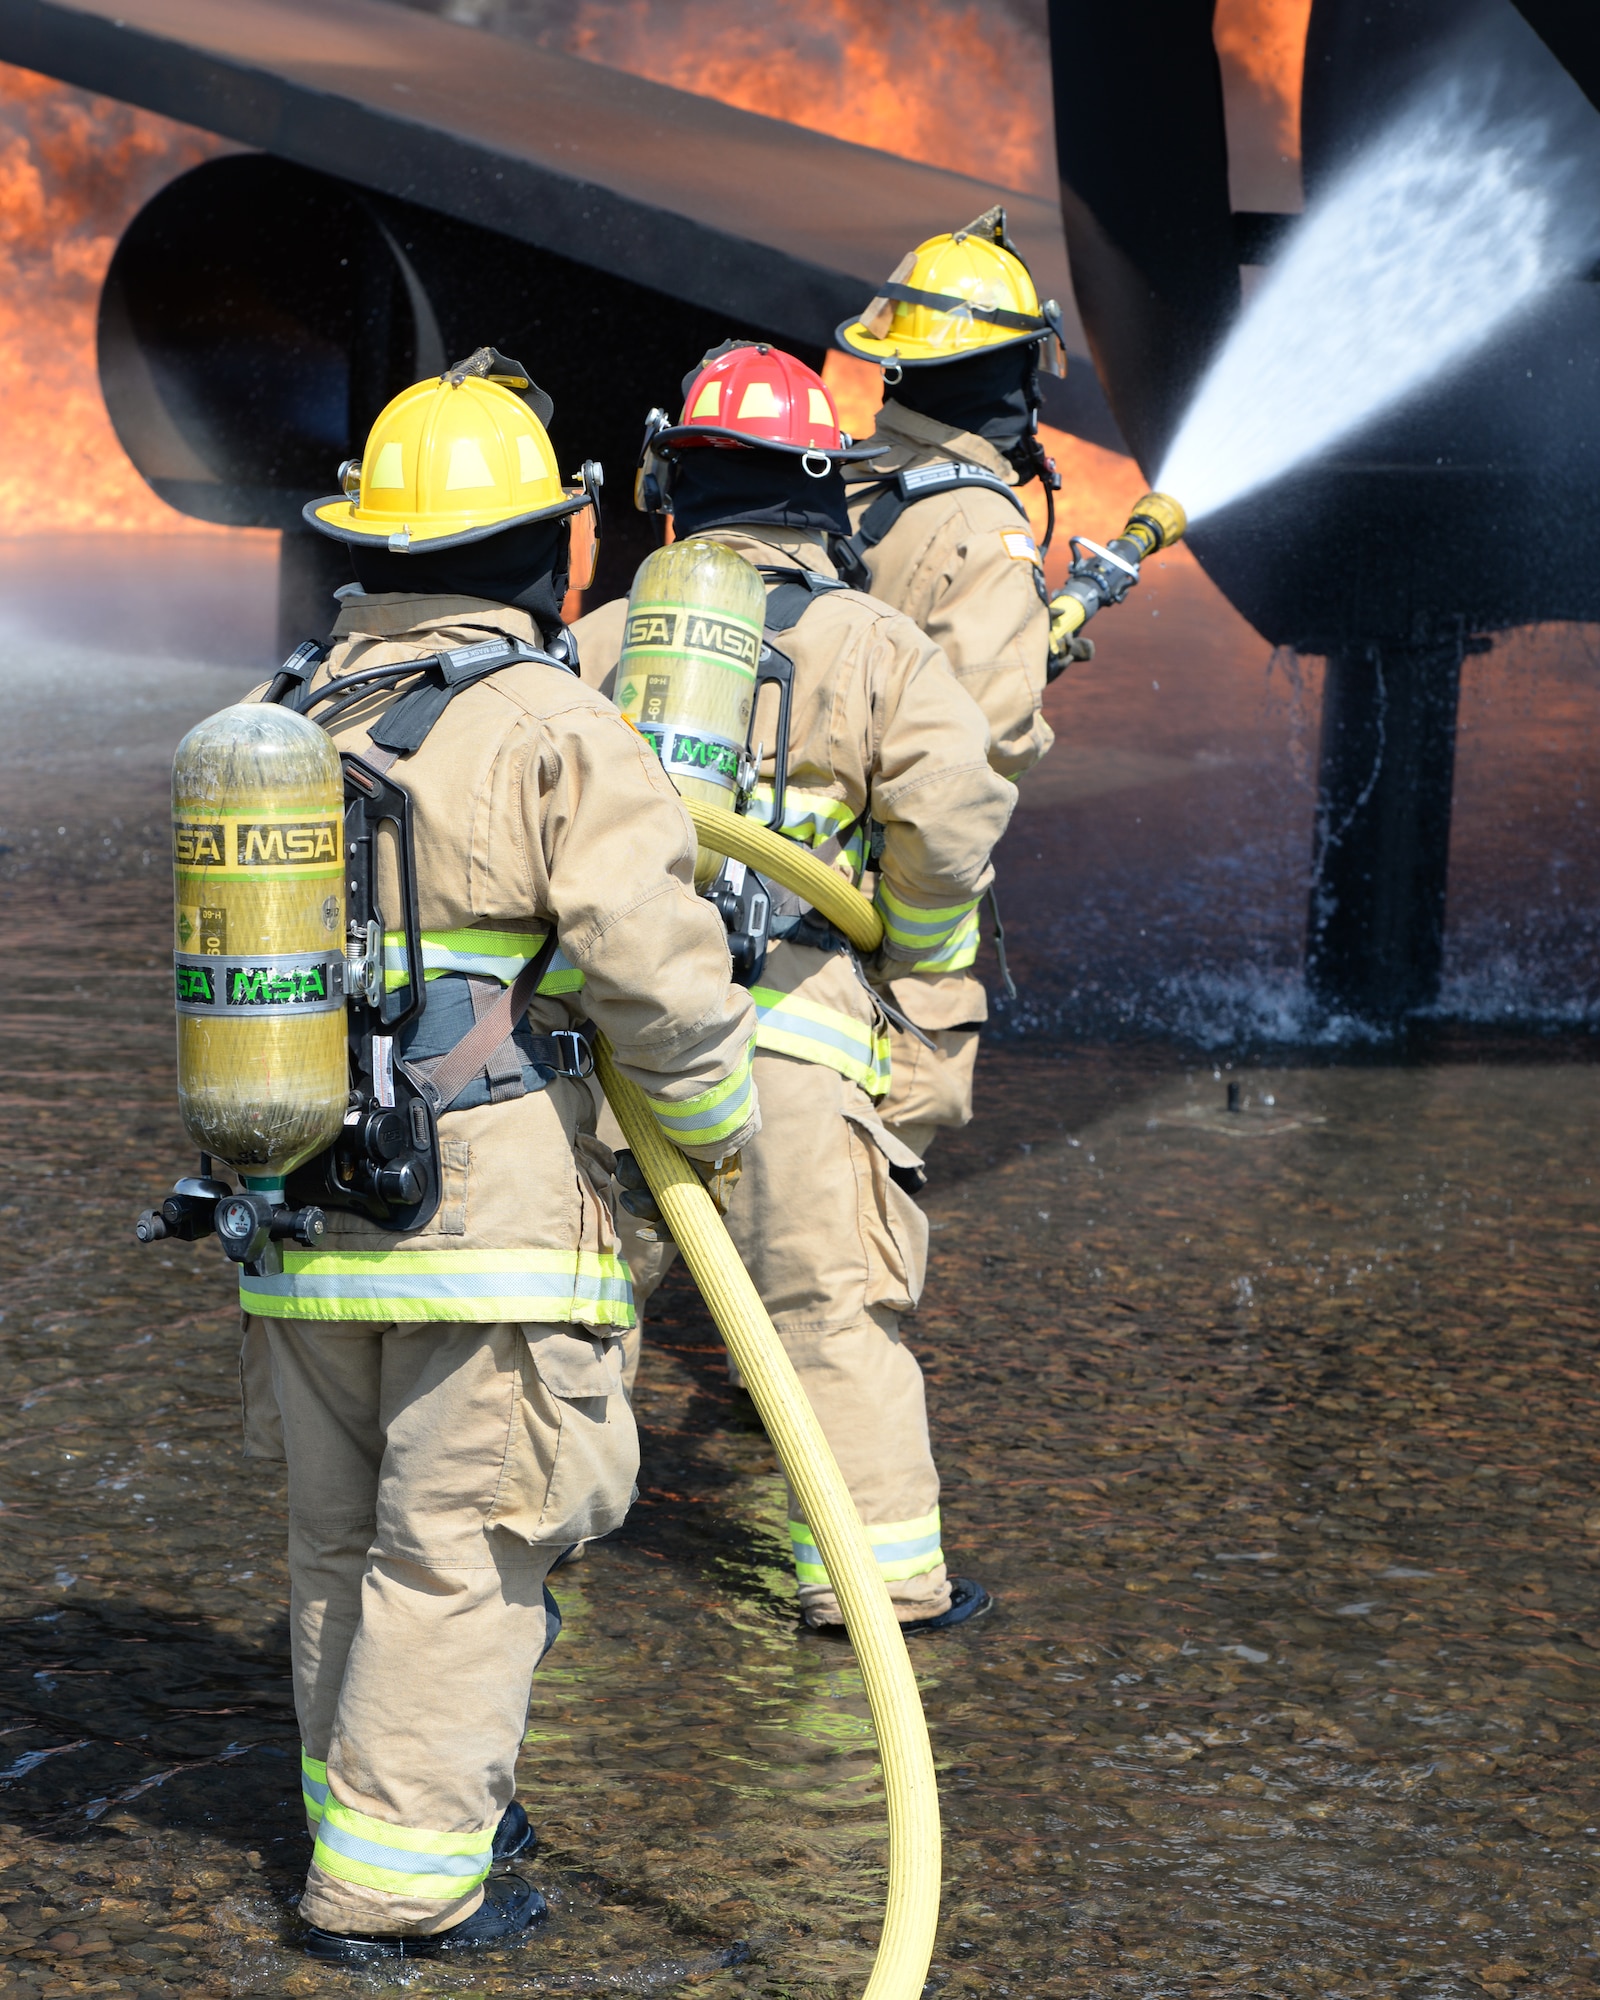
175, 964, 215, 1006
625, 610, 678, 648
669, 733, 739, 777
684, 615, 758, 668
174, 822, 224, 866
237, 821, 339, 867
227, 964, 332, 1007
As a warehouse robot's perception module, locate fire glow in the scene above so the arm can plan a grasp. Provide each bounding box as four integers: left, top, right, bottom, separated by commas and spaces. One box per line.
0, 65, 227, 537
0, 0, 1317, 539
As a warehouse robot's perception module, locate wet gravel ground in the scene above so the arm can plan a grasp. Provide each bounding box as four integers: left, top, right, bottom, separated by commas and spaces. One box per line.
2, 564, 1598, 1998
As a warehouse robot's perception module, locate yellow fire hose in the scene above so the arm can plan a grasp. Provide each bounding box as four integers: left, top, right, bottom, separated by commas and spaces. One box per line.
595, 809, 938, 1999
685, 797, 884, 955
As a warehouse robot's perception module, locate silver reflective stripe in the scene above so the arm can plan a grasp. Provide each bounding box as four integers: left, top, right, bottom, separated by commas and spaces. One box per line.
175, 951, 343, 1018
246, 1270, 634, 1304
650, 1076, 756, 1141
315, 1822, 490, 1878
754, 1002, 868, 1062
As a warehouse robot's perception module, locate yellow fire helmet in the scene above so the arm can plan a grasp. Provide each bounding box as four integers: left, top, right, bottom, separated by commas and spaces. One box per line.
306, 347, 600, 554
836, 206, 1066, 375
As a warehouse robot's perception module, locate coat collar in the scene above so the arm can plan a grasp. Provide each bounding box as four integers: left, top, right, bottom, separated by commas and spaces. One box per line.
857, 399, 1018, 484
691, 527, 839, 578
329, 591, 544, 648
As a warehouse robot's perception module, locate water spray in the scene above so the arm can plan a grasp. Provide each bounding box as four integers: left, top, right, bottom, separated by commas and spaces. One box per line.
1048, 490, 1187, 659
1155, 75, 1600, 526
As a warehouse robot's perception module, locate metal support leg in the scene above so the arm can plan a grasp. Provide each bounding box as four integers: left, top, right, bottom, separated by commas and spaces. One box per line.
1306, 633, 1467, 1020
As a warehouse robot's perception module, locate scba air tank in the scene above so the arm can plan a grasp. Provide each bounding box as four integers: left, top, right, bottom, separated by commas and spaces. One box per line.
615, 540, 765, 876
171, 703, 348, 1177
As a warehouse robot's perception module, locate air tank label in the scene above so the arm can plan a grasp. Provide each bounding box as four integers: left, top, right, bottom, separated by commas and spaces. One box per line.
176, 906, 228, 954
643, 726, 742, 783
172, 814, 343, 876
622, 604, 761, 672
175, 951, 345, 1017
174, 822, 225, 866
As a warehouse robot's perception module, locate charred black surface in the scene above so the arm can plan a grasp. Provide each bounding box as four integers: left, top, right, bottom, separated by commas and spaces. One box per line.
100, 156, 826, 621
1048, 0, 1238, 474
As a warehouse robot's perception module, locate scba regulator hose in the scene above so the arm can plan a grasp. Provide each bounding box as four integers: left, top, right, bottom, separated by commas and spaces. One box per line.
595, 1039, 941, 2000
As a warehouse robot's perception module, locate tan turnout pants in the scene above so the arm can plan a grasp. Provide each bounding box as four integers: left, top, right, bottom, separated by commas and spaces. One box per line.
243, 1314, 638, 1936
881, 1019, 982, 1161
608, 1050, 950, 1624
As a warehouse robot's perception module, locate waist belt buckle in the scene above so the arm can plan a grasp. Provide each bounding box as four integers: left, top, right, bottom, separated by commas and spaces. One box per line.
551, 1029, 594, 1080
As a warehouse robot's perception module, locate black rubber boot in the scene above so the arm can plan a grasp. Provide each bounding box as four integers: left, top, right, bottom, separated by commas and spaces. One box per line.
803, 1577, 995, 1638
899, 1577, 994, 1635
300, 1876, 548, 1962
492, 1799, 536, 1864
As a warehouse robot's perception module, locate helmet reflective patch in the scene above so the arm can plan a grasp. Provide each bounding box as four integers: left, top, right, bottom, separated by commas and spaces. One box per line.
1001, 529, 1041, 565
807, 387, 833, 426
516, 434, 545, 484
368, 441, 405, 490
736, 381, 783, 419
445, 436, 496, 491
691, 379, 722, 418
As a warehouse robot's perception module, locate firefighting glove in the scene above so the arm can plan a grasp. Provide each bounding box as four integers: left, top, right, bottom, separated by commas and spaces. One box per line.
614, 1148, 742, 1240
1046, 598, 1096, 682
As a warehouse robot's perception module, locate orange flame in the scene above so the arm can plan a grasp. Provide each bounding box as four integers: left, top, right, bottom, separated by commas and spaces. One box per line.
1213, 0, 1313, 212
0, 61, 229, 536
0, 2, 1315, 542
1213, 0, 1312, 167
567, 0, 1053, 195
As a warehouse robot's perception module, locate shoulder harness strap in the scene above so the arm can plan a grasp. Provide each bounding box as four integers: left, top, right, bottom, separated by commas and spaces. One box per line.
833, 461, 1030, 588
757, 567, 851, 636
264, 630, 580, 769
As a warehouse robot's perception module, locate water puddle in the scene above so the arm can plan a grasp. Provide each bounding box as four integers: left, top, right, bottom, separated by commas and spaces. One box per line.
0, 567, 1596, 1996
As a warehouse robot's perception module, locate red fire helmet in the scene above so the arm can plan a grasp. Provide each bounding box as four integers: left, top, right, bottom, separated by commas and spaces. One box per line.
657, 342, 880, 461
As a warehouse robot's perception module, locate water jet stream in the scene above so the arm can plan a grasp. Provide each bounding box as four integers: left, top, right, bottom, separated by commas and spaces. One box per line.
1157, 74, 1600, 525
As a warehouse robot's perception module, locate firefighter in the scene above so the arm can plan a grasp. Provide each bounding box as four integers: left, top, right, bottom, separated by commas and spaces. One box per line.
574, 341, 1016, 1632
833, 207, 1081, 1158
246, 350, 759, 1960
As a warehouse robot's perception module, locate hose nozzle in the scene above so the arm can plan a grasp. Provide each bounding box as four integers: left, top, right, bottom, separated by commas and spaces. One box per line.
1122, 489, 1187, 556
1046, 489, 1187, 678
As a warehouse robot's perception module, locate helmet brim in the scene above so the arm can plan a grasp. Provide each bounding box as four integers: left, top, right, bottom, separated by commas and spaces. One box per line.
834, 317, 1047, 367
654, 425, 884, 460
304, 490, 591, 550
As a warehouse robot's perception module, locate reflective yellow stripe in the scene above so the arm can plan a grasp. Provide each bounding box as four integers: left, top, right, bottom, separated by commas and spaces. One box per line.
913, 905, 980, 972
873, 880, 981, 962
382, 927, 584, 994
749, 986, 891, 1097
747, 784, 867, 878
313, 1798, 492, 1901
240, 1247, 635, 1327
646, 1040, 756, 1148
301, 1749, 328, 1827
789, 1509, 943, 1585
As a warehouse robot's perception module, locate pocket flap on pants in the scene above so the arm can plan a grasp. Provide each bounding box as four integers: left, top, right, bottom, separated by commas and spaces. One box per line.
840, 1102, 925, 1173
525, 1326, 623, 1400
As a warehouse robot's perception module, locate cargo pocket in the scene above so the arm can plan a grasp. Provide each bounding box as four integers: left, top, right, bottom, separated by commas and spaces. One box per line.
842, 1105, 929, 1315
885, 1022, 981, 1134
238, 1313, 286, 1462
487, 1328, 639, 1548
